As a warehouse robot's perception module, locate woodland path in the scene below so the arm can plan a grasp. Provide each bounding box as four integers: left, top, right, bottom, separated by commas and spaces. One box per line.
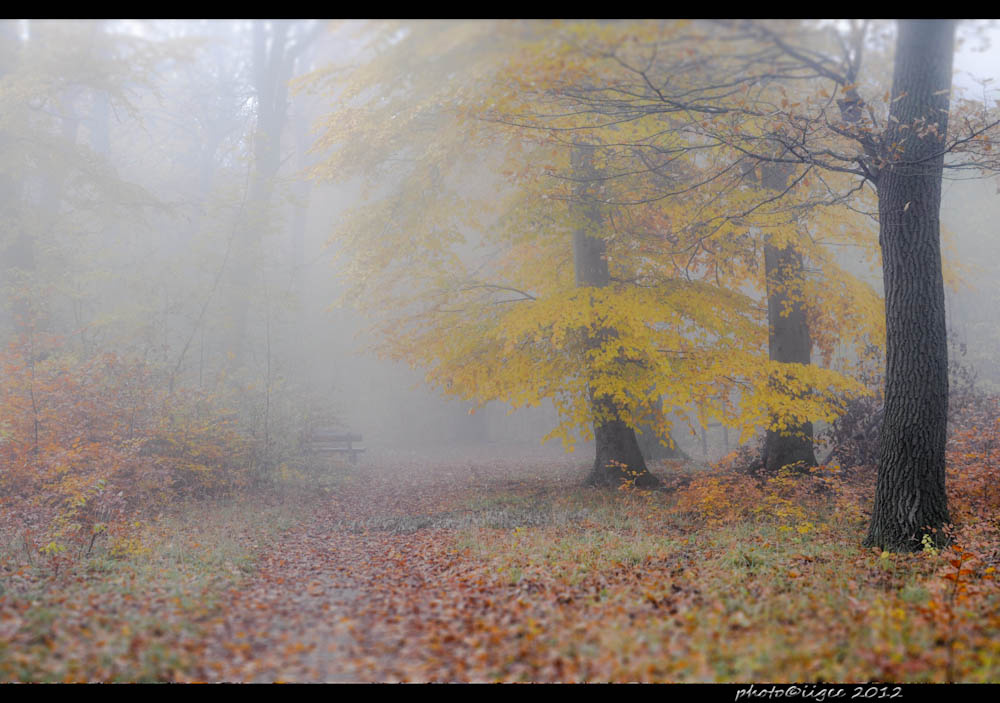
198, 515, 365, 682
130, 447, 993, 683
196, 450, 590, 682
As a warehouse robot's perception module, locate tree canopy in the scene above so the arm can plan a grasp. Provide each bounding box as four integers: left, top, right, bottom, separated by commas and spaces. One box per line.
304, 20, 885, 476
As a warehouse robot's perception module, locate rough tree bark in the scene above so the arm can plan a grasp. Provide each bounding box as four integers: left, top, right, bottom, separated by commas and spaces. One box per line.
864, 20, 955, 552
572, 143, 660, 488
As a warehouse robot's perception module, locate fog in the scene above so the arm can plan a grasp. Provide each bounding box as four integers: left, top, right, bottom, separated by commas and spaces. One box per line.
8, 19, 1000, 684
0, 20, 585, 475
3, 19, 1000, 474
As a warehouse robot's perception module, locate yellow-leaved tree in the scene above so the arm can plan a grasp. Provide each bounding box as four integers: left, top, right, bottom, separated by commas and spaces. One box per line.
302, 20, 884, 486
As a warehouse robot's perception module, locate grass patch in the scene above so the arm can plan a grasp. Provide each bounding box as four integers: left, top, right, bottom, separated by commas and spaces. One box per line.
0, 490, 319, 682
4, 456, 998, 682
393, 462, 1000, 682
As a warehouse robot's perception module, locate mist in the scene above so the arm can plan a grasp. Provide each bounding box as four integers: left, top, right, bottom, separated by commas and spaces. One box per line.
3, 19, 1000, 683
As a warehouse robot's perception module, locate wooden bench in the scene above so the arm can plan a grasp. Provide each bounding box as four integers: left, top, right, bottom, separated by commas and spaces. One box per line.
303, 429, 366, 464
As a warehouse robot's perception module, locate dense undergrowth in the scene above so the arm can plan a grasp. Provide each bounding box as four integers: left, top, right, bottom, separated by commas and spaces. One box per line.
0, 335, 320, 680
0, 336, 260, 561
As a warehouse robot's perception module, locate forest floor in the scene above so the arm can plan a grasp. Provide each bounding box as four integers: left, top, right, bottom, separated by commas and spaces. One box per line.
1, 450, 999, 682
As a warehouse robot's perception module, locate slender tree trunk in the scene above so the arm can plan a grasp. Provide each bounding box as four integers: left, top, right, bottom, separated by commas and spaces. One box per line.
11, 87, 80, 336
864, 20, 955, 552
228, 21, 292, 364
572, 143, 659, 488
228, 21, 321, 366
89, 22, 112, 158
0, 22, 28, 337
760, 161, 817, 473
290, 106, 312, 281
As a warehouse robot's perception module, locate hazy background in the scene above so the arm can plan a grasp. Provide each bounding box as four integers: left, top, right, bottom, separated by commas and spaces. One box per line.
3, 19, 999, 469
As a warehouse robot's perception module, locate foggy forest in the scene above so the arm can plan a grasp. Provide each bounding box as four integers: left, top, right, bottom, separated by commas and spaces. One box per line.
2, 19, 1000, 683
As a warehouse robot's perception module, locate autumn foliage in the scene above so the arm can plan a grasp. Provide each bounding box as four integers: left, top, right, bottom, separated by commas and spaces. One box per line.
0, 332, 252, 559
191, 446, 997, 682
4, 19, 1000, 683
3, 405, 998, 682
304, 21, 883, 457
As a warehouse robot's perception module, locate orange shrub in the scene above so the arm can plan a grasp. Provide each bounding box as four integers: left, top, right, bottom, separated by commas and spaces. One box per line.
0, 335, 251, 556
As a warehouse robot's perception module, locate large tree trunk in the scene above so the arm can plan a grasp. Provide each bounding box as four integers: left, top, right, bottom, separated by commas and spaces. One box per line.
864, 20, 955, 552
590, 398, 660, 487
763, 242, 817, 472
636, 422, 690, 462
759, 160, 817, 473
571, 143, 659, 488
